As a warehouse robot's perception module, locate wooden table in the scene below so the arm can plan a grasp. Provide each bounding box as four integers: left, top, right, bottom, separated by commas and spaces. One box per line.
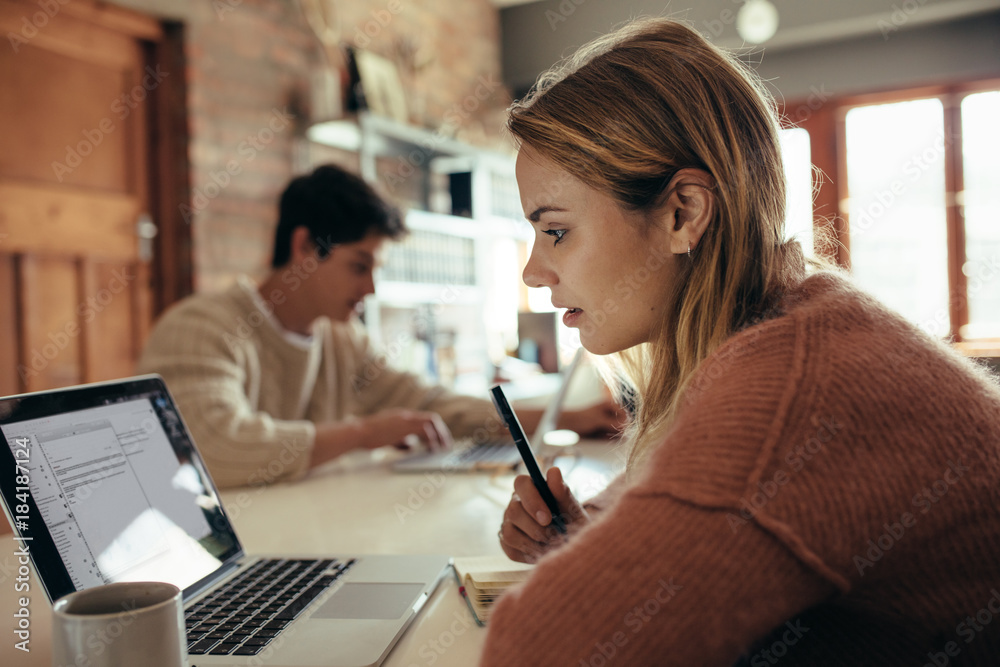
0, 442, 622, 666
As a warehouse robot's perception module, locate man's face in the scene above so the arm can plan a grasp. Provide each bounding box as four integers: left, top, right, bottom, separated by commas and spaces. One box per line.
305, 233, 384, 323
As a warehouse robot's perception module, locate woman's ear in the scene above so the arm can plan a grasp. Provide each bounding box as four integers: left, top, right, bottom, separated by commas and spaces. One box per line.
660, 168, 716, 255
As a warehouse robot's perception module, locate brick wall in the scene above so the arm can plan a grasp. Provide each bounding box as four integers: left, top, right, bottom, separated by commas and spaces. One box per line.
112, 0, 511, 293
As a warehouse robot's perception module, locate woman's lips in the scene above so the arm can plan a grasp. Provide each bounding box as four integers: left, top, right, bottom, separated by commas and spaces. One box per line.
562, 308, 583, 326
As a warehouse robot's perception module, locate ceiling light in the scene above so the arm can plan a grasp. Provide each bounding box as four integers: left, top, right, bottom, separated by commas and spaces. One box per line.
736, 0, 780, 44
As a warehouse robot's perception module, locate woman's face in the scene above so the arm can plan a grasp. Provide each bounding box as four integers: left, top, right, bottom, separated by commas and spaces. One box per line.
516, 145, 680, 355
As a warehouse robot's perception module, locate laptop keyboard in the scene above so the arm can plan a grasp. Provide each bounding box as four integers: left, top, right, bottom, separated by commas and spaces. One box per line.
446, 441, 518, 466
185, 558, 354, 656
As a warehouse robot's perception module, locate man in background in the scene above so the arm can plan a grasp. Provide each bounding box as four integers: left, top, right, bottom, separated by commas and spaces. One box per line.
138, 164, 623, 488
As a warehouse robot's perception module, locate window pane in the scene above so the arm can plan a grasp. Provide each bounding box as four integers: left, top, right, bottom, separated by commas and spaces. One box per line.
845, 99, 949, 335
960, 91, 1000, 339
780, 128, 814, 261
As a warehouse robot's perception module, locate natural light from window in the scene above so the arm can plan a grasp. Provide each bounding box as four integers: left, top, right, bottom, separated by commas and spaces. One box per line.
845, 98, 949, 336
960, 91, 1000, 340
780, 127, 815, 261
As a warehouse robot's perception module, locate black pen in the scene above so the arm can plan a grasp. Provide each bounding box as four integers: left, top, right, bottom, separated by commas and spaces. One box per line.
490, 385, 567, 534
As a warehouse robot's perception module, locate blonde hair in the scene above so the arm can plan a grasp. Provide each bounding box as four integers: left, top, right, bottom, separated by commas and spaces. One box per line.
507, 18, 805, 470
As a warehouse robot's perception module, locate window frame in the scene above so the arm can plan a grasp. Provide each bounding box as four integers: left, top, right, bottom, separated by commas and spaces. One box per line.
783, 76, 1000, 351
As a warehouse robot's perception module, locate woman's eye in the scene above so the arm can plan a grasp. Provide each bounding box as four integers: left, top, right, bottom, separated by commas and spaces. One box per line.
543, 229, 567, 246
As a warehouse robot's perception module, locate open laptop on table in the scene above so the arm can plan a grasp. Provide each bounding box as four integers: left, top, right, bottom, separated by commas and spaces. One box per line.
0, 375, 449, 667
392, 348, 585, 474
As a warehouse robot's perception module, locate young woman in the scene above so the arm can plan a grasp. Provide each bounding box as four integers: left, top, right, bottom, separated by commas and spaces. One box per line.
486, 18, 1000, 666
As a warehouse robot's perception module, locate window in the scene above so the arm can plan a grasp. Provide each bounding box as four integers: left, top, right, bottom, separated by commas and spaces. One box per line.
792, 81, 1000, 344
844, 98, 949, 333
960, 91, 1000, 340
780, 127, 815, 261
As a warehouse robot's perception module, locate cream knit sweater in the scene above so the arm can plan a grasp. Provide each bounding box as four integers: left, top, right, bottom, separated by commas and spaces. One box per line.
137, 277, 498, 488
481, 271, 1000, 666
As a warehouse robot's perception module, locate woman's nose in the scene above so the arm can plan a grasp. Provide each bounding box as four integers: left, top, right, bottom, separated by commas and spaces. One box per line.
522, 246, 556, 289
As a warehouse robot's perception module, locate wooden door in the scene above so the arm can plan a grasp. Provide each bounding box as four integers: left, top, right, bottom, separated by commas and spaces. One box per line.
0, 0, 164, 395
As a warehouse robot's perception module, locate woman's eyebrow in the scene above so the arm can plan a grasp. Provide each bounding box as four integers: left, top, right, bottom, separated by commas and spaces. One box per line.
527, 205, 568, 223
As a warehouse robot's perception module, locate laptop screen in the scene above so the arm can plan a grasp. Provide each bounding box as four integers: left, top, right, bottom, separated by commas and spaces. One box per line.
0, 376, 242, 603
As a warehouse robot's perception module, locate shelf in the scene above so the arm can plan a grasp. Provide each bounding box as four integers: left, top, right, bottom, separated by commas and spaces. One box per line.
373, 281, 485, 307
308, 112, 503, 161
405, 209, 531, 240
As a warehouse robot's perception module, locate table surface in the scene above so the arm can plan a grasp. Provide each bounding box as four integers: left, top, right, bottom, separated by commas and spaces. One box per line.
0, 441, 624, 666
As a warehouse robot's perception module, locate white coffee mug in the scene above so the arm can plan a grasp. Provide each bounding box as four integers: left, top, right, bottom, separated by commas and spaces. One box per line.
51, 581, 188, 667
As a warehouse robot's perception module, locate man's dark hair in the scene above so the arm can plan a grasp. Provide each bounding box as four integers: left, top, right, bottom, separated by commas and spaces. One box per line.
271, 164, 405, 268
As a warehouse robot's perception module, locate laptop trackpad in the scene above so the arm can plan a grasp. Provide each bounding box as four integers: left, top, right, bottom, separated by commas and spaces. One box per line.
312, 583, 425, 620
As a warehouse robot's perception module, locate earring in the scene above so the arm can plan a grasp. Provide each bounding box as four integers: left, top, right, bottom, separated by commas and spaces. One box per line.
687, 242, 692, 258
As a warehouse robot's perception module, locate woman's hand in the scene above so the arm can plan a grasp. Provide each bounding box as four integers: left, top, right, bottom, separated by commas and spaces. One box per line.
498, 467, 590, 563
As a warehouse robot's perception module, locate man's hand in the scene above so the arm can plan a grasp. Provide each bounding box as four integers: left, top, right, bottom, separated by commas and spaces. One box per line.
560, 397, 627, 437
360, 408, 453, 451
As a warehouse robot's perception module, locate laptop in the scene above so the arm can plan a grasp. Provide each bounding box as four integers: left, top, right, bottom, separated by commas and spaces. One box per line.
392, 348, 585, 473
0, 375, 450, 667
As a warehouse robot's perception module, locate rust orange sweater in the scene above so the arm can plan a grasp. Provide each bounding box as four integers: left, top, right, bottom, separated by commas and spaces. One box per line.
480, 272, 1000, 666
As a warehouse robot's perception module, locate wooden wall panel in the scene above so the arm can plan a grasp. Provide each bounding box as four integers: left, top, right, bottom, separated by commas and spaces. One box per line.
0, 183, 137, 260
0, 254, 18, 396
0, 33, 135, 190
82, 260, 137, 383
18, 256, 81, 392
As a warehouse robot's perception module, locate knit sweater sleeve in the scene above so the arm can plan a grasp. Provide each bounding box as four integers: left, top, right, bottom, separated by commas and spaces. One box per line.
340, 324, 500, 439
480, 315, 841, 666
137, 297, 315, 489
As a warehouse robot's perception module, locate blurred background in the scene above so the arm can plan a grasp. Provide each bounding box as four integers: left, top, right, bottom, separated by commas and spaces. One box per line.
1, 0, 998, 399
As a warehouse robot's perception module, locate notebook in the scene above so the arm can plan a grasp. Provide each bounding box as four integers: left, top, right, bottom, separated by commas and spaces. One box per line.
0, 375, 450, 667
452, 555, 533, 626
392, 348, 585, 473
